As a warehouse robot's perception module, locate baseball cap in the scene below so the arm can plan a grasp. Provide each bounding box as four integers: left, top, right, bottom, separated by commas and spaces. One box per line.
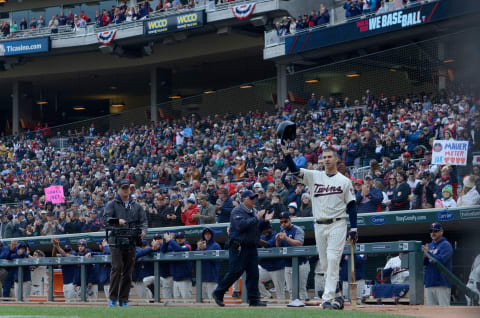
170, 194, 180, 201
442, 185, 453, 196
175, 231, 185, 239
153, 233, 162, 240
420, 160, 429, 166
253, 182, 262, 189
119, 179, 130, 187
355, 179, 363, 185
365, 174, 373, 180
64, 245, 72, 252
187, 198, 196, 204
403, 152, 411, 157
78, 239, 87, 247
17, 242, 27, 249
279, 211, 291, 219
197, 194, 207, 201
46, 211, 54, 217
430, 222, 443, 231
241, 190, 258, 199
288, 202, 298, 210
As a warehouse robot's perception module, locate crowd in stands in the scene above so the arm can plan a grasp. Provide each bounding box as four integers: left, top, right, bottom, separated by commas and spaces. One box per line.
275, 3, 330, 36
0, 88, 480, 240
343, 0, 421, 19
1, 0, 201, 38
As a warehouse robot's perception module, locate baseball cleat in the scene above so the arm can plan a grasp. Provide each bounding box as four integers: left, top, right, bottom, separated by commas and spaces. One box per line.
332, 297, 344, 310
321, 301, 333, 309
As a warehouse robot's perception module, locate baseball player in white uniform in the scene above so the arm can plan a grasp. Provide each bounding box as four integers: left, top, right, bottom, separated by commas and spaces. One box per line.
284, 146, 358, 309
466, 254, 480, 306
383, 254, 410, 284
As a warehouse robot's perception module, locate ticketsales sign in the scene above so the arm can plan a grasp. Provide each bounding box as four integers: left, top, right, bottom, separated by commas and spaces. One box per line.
144, 11, 205, 36
0, 37, 50, 56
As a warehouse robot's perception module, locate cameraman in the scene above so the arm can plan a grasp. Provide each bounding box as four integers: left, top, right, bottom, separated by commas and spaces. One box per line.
103, 180, 147, 307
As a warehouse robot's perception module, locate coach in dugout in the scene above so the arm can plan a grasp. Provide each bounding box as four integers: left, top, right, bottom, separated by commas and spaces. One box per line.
103, 179, 148, 307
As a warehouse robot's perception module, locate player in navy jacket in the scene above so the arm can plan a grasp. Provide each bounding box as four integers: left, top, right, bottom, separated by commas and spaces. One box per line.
258, 222, 285, 299
87, 240, 111, 300
196, 227, 221, 299
52, 239, 78, 302
72, 239, 98, 301
0, 240, 15, 299
9, 242, 31, 300
423, 222, 453, 306
161, 231, 192, 301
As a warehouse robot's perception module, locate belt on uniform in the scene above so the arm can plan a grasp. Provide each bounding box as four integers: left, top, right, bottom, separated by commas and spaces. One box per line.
315, 218, 344, 225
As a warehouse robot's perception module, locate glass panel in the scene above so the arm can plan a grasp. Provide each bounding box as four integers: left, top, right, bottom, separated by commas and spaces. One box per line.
100, 1, 118, 13
150, 0, 161, 12
44, 6, 61, 22
81, 2, 100, 23
11, 10, 29, 26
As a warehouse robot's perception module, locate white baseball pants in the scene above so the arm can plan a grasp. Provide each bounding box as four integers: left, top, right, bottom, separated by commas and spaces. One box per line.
202, 282, 217, 299
14, 281, 31, 301
285, 261, 310, 300
258, 266, 285, 299
426, 286, 451, 306
314, 219, 347, 302
173, 280, 192, 300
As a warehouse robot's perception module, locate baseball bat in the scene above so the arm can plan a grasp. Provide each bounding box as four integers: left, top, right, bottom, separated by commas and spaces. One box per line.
350, 239, 358, 308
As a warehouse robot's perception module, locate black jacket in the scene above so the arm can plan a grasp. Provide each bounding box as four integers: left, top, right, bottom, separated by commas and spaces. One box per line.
414, 181, 437, 209
390, 182, 411, 211
229, 203, 264, 246
103, 195, 148, 245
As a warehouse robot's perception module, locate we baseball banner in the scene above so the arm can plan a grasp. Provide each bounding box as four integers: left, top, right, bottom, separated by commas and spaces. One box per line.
44, 186, 65, 204
432, 140, 469, 166
97, 29, 117, 45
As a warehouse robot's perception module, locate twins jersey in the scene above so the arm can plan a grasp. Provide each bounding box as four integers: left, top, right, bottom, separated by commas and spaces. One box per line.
384, 256, 409, 284
301, 169, 355, 220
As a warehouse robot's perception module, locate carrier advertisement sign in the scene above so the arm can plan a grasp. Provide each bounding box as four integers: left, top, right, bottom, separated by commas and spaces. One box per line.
285, 0, 480, 55
144, 11, 205, 36
0, 37, 50, 56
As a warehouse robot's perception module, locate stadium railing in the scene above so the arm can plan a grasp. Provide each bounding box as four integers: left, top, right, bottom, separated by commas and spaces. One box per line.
0, 241, 425, 304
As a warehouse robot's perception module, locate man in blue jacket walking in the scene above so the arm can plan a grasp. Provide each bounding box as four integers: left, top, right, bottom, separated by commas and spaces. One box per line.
423, 222, 453, 306
197, 227, 221, 300
212, 190, 274, 307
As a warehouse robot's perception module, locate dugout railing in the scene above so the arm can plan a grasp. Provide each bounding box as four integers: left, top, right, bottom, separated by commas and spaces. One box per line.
0, 241, 425, 305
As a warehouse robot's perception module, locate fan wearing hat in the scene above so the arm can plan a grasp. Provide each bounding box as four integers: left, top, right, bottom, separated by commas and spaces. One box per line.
103, 179, 148, 307
423, 223, 453, 306
276, 211, 309, 300
161, 231, 193, 301
9, 241, 32, 300
457, 175, 480, 207
193, 194, 216, 224
435, 185, 457, 208
52, 238, 78, 302
413, 171, 437, 209
212, 190, 274, 307
181, 197, 199, 226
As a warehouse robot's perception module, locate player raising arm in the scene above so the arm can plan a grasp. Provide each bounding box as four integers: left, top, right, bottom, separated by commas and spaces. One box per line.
282, 145, 357, 310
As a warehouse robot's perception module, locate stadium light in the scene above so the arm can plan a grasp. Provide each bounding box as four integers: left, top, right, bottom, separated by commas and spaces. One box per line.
443, 59, 455, 64
36, 100, 48, 105
203, 90, 216, 94
304, 79, 319, 84
73, 106, 86, 111
345, 72, 360, 78
240, 84, 254, 89
111, 102, 125, 107
168, 95, 182, 99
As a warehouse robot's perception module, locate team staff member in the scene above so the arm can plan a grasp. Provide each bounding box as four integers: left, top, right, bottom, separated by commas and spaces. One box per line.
284, 146, 357, 310
212, 190, 274, 307
423, 222, 453, 306
103, 179, 148, 307
10, 242, 31, 300
52, 240, 78, 302
276, 211, 309, 300
197, 227, 221, 299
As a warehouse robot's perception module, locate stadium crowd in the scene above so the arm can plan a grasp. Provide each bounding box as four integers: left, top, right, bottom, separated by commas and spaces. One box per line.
274, 3, 331, 36
0, 89, 479, 240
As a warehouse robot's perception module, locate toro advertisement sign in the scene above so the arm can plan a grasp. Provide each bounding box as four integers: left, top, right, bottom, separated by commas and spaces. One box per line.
285, 0, 479, 55
144, 11, 205, 36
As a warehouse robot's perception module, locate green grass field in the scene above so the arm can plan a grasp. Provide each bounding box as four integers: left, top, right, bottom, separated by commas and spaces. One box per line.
0, 306, 415, 318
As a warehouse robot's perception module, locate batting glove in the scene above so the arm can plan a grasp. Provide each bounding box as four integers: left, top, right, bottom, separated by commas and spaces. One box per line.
348, 229, 358, 243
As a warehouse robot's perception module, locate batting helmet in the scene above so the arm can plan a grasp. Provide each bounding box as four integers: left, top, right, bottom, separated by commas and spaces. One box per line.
276, 121, 296, 143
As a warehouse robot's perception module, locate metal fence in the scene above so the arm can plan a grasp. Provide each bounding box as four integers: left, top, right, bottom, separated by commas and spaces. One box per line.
0, 241, 425, 304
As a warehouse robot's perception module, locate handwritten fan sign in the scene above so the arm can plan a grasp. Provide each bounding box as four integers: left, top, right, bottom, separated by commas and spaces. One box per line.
432, 140, 468, 166
44, 185, 65, 204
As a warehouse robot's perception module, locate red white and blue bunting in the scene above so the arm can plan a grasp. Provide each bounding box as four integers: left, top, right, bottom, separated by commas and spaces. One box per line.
97, 29, 117, 45
232, 3, 256, 20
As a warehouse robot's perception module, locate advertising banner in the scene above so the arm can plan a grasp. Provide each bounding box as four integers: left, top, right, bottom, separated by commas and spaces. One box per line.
44, 185, 65, 204
285, 0, 480, 55
0, 37, 50, 56
432, 140, 469, 166
144, 11, 205, 36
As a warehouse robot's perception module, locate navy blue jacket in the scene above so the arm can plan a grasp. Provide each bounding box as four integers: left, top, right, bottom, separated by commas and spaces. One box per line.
356, 187, 383, 213
278, 225, 307, 266
90, 246, 111, 285
424, 237, 453, 288
135, 247, 155, 281
229, 204, 263, 246
259, 231, 285, 271
10, 249, 31, 282
339, 254, 366, 281
0, 243, 10, 259
73, 249, 98, 285
161, 240, 192, 282
200, 228, 221, 283
60, 254, 78, 284
217, 197, 234, 223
